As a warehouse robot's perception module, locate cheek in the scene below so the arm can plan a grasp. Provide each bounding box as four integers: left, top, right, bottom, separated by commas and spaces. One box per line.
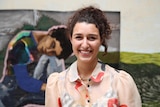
93, 42, 101, 51
45, 41, 51, 48
45, 39, 54, 48
71, 40, 79, 50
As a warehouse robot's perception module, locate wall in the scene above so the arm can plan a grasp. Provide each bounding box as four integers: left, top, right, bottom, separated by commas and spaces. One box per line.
0, 0, 160, 53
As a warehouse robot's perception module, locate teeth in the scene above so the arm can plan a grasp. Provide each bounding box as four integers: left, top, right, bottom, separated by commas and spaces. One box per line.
81, 50, 90, 54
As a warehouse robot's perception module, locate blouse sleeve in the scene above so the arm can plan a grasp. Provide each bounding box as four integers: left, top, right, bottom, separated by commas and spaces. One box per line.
114, 70, 142, 107
45, 72, 60, 107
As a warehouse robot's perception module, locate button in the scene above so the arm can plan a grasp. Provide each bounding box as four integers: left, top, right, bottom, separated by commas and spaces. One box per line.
87, 100, 90, 103
88, 78, 91, 81
87, 84, 90, 87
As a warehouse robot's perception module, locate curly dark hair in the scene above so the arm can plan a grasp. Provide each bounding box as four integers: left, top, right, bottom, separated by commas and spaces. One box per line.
67, 6, 112, 52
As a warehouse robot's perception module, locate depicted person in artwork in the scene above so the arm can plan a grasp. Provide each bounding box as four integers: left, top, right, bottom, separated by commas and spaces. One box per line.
0, 25, 73, 107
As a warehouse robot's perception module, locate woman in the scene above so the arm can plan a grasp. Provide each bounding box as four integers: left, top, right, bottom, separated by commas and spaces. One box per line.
45, 6, 141, 107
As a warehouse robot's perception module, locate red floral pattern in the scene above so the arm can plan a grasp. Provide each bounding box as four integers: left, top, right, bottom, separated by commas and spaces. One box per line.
91, 72, 104, 82
108, 98, 127, 107
108, 98, 118, 107
58, 98, 62, 107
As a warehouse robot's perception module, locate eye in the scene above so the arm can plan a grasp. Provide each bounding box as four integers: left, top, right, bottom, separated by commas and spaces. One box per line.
51, 42, 55, 48
88, 36, 97, 41
75, 35, 83, 40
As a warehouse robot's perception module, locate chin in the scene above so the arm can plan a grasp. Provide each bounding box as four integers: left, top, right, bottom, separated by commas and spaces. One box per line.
78, 57, 92, 63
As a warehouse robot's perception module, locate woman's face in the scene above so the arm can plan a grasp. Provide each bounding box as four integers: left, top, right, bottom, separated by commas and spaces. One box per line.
71, 22, 102, 63
37, 36, 62, 56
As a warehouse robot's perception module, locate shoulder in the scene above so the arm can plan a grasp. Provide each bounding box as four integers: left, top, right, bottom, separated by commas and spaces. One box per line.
106, 64, 132, 77
10, 30, 31, 44
106, 66, 142, 106
105, 64, 136, 86
100, 63, 141, 106
18, 30, 31, 34
14, 30, 31, 38
47, 69, 67, 86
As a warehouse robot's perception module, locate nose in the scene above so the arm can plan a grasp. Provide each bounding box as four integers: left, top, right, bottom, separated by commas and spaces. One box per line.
81, 38, 89, 48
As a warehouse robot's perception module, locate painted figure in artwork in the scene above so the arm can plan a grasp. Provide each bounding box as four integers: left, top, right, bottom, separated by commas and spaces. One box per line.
0, 25, 73, 107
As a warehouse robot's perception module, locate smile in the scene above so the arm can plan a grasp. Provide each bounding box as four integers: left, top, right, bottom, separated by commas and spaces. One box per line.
79, 50, 92, 55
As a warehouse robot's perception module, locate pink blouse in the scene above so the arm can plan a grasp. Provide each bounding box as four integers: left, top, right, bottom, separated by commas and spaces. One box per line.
45, 61, 141, 107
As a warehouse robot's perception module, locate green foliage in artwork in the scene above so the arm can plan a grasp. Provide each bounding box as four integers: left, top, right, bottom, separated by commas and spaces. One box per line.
120, 52, 160, 66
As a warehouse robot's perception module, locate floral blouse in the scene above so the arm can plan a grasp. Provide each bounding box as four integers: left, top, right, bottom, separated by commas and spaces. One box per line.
45, 61, 141, 107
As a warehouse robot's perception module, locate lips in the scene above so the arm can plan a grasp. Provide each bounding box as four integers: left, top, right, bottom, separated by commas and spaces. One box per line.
79, 50, 92, 57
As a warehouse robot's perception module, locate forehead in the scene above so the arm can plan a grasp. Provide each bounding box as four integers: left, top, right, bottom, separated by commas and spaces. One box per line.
73, 22, 99, 35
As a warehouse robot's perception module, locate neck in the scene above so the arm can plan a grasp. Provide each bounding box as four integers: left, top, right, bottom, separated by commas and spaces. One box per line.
77, 59, 98, 79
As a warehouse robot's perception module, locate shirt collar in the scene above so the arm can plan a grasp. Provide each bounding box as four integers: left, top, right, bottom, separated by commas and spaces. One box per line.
68, 61, 105, 83
68, 61, 79, 82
